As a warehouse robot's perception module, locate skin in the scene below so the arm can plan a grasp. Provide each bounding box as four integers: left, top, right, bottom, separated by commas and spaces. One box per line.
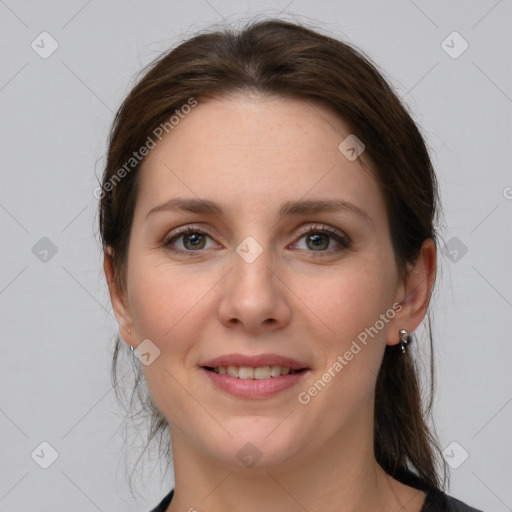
105, 94, 436, 512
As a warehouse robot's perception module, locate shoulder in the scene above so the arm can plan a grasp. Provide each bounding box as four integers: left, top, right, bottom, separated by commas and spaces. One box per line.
444, 494, 484, 512
147, 485, 485, 512
423, 489, 485, 512
391, 467, 483, 512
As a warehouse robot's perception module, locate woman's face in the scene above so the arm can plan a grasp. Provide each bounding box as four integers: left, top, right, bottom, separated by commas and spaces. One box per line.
112, 94, 413, 468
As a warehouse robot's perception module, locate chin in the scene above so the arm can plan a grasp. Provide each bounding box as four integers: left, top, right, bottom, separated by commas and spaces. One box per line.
198, 423, 307, 470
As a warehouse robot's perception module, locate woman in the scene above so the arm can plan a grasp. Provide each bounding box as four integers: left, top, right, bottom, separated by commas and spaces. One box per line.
99, 19, 483, 512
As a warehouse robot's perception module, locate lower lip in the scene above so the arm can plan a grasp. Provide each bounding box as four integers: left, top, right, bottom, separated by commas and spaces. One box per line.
200, 367, 309, 399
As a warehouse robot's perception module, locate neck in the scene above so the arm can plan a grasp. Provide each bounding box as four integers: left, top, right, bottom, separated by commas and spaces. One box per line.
166, 413, 418, 512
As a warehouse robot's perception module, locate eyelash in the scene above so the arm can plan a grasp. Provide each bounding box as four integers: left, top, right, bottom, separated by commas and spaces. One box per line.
163, 224, 351, 256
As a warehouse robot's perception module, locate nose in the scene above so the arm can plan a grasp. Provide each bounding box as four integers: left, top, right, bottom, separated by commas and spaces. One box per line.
217, 246, 292, 333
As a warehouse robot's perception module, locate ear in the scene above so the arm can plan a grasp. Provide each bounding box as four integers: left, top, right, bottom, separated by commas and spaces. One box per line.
103, 248, 137, 349
386, 238, 436, 347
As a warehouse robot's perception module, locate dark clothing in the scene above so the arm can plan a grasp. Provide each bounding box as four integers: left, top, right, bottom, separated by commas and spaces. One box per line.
149, 489, 173, 512
150, 468, 483, 511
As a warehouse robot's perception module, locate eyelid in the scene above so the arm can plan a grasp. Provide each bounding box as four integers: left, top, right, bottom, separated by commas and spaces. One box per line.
291, 223, 351, 249
163, 222, 351, 254
163, 224, 216, 243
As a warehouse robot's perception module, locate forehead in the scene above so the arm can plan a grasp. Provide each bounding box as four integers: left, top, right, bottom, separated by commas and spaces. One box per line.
136, 94, 385, 221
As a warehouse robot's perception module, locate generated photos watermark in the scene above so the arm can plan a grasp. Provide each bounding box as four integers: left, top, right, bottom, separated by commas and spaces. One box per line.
297, 302, 403, 404
93, 97, 198, 200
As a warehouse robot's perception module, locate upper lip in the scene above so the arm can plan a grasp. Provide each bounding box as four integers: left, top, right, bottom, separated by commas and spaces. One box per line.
201, 353, 309, 370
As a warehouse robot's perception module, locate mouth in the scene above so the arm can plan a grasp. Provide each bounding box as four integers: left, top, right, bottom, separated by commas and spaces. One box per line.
199, 354, 311, 400
203, 365, 307, 379
199, 354, 311, 399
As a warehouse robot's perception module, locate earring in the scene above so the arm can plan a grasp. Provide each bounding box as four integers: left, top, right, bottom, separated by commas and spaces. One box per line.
398, 329, 411, 353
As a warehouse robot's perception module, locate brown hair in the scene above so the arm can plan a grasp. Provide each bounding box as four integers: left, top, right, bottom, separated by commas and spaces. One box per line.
99, 18, 448, 491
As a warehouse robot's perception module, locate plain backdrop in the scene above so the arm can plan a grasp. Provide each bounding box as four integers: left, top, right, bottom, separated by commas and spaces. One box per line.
1, 1, 511, 511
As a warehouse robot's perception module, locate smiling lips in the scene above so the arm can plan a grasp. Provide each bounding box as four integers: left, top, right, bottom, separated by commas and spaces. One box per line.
201, 353, 309, 375
200, 353, 310, 399
208, 365, 298, 379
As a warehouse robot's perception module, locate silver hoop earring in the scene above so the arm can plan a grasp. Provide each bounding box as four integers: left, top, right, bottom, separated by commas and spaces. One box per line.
398, 329, 411, 353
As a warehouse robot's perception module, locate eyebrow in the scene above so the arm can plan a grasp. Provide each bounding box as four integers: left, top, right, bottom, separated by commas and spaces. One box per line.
146, 197, 372, 225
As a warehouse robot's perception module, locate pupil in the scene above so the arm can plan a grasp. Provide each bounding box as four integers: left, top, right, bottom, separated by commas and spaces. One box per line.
308, 234, 328, 250
185, 233, 205, 249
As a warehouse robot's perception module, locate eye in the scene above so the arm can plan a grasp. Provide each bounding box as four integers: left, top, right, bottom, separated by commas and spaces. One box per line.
164, 227, 219, 253
163, 224, 350, 256
292, 225, 350, 253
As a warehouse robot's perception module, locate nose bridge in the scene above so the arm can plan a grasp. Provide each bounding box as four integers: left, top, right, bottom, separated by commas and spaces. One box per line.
230, 236, 277, 299
217, 234, 291, 330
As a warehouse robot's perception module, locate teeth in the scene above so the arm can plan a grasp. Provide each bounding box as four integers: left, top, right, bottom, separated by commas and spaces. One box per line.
238, 366, 254, 379
227, 365, 238, 378
212, 365, 299, 379
254, 366, 270, 379
270, 365, 282, 377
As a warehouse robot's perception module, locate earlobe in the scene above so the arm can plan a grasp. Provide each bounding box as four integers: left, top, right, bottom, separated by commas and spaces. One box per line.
386, 238, 437, 347
103, 249, 136, 348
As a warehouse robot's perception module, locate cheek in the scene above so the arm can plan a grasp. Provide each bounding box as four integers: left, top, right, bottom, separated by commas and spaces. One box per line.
291, 268, 394, 429
290, 255, 398, 404
126, 258, 221, 426
125, 251, 242, 438
126, 255, 221, 355
294, 258, 397, 347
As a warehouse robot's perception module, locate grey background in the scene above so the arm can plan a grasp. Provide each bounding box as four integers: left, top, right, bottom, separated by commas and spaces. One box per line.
1, 1, 511, 510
